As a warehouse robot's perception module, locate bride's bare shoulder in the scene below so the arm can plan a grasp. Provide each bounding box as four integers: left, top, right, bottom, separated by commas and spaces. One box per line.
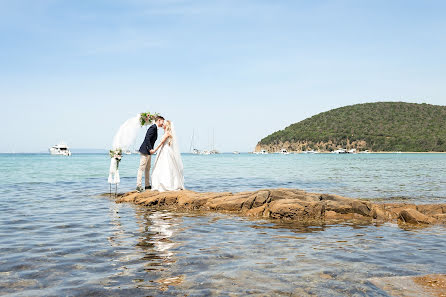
163, 132, 172, 137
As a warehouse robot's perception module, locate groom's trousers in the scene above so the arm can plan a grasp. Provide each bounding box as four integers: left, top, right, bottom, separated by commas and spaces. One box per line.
137, 153, 151, 188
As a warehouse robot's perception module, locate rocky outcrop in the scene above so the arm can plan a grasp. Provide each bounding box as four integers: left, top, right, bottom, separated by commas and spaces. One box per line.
114, 188, 446, 225
255, 139, 368, 153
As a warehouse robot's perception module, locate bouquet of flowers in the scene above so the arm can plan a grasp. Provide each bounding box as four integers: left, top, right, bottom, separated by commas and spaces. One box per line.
109, 148, 123, 168
140, 112, 160, 127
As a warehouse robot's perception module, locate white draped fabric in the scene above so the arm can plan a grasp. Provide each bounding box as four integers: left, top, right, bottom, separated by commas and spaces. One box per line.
112, 114, 141, 150
108, 158, 120, 184
108, 114, 141, 184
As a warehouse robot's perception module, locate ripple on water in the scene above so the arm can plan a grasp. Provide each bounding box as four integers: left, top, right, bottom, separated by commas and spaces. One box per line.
1, 153, 446, 295
1, 199, 446, 296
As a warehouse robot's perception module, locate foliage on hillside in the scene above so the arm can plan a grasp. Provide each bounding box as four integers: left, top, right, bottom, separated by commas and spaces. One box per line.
259, 102, 446, 152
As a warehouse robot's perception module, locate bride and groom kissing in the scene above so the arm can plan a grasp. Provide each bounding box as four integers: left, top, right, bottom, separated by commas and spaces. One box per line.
136, 116, 185, 193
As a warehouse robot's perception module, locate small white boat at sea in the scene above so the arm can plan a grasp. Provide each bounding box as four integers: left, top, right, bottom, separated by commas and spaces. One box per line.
201, 150, 219, 155
260, 150, 268, 154
198, 129, 219, 155
49, 143, 72, 156
124, 150, 132, 155
233, 151, 240, 154
332, 148, 348, 154
279, 149, 290, 155
302, 150, 318, 154
347, 149, 357, 154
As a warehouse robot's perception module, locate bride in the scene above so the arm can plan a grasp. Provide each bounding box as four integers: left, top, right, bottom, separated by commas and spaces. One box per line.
150, 120, 185, 192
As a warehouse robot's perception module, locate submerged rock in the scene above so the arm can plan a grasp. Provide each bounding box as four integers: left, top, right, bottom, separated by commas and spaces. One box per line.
114, 188, 446, 225
369, 274, 446, 297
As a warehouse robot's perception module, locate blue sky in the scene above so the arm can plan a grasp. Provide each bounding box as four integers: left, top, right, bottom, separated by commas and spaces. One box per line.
1, 0, 445, 152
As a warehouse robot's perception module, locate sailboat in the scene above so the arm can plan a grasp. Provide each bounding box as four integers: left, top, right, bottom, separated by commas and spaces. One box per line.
209, 129, 219, 154
190, 129, 201, 154
201, 129, 219, 154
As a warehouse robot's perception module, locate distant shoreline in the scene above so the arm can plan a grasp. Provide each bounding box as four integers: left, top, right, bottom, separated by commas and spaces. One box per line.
252, 151, 446, 154
365, 151, 446, 154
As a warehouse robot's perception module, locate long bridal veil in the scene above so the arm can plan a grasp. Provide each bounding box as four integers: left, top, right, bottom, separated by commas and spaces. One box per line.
170, 122, 184, 176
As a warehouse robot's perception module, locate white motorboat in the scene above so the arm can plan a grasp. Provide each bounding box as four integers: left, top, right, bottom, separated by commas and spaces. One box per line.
302, 150, 317, 154
49, 143, 72, 156
260, 150, 268, 154
332, 148, 347, 154
279, 149, 290, 155
233, 151, 240, 154
347, 149, 357, 154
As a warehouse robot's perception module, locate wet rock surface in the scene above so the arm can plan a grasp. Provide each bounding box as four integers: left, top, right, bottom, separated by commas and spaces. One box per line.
114, 188, 446, 225
370, 274, 446, 297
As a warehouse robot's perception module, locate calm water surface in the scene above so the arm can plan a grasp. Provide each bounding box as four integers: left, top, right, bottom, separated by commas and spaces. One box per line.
0, 153, 445, 296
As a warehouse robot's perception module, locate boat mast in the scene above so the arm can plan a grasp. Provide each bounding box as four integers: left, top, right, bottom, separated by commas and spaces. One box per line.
189, 129, 195, 152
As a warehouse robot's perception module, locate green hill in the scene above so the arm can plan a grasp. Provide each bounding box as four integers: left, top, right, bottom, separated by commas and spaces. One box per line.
257, 102, 446, 152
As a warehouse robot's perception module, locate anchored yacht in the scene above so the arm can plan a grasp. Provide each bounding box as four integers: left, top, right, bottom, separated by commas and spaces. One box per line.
279, 149, 290, 154
332, 148, 348, 154
49, 143, 72, 156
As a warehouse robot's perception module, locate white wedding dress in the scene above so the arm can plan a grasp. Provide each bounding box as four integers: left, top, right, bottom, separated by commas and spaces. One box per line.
151, 124, 185, 192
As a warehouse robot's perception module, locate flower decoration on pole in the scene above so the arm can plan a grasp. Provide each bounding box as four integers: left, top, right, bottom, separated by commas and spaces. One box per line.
140, 112, 159, 127
109, 148, 123, 168
108, 148, 122, 185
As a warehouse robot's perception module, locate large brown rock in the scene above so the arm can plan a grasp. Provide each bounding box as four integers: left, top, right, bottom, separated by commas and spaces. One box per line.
399, 209, 437, 224
114, 188, 446, 226
264, 199, 325, 221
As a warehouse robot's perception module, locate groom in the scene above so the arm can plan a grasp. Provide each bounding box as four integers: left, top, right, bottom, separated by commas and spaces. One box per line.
136, 115, 165, 192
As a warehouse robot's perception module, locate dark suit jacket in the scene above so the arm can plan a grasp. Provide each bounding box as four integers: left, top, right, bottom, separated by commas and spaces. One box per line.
139, 124, 158, 155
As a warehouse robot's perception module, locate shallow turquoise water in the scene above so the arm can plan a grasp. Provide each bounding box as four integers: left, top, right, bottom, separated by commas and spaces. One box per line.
2, 153, 445, 201
0, 153, 445, 296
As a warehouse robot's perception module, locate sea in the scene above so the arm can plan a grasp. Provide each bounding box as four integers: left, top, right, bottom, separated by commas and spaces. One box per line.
0, 153, 445, 296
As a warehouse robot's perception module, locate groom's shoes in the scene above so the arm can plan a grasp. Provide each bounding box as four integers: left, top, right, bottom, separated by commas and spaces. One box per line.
136, 186, 144, 193
145, 186, 152, 190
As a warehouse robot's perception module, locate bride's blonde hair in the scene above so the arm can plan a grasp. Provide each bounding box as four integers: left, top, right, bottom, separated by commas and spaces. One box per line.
165, 120, 173, 146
